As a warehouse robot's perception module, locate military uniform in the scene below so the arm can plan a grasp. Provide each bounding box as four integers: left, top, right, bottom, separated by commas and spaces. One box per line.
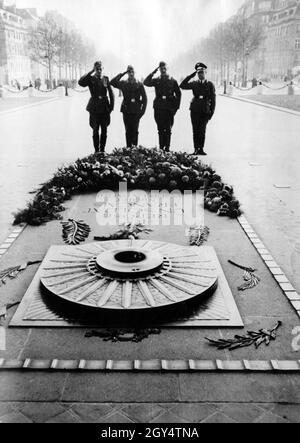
180, 67, 216, 154
111, 73, 147, 147
144, 70, 181, 151
78, 72, 114, 152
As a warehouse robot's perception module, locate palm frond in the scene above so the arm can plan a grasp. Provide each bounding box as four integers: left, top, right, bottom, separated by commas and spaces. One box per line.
228, 259, 260, 291
61, 219, 91, 245
189, 226, 210, 247
206, 321, 282, 351
0, 261, 41, 287
94, 223, 152, 242
238, 270, 261, 291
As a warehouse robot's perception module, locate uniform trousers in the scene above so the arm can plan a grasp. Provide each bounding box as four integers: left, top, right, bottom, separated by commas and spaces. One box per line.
123, 113, 141, 147
89, 112, 111, 152
154, 108, 175, 151
190, 112, 209, 151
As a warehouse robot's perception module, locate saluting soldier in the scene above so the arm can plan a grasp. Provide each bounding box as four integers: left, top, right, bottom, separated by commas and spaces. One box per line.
111, 65, 147, 147
78, 61, 114, 153
144, 62, 181, 152
180, 63, 216, 156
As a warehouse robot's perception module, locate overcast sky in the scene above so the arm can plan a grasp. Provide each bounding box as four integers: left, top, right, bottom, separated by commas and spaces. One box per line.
12, 0, 245, 72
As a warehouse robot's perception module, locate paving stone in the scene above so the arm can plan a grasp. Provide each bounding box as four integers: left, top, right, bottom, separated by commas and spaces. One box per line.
256, 411, 290, 423
0, 412, 33, 423
98, 412, 135, 423
150, 411, 187, 423
168, 403, 217, 423
270, 404, 300, 423
45, 410, 81, 423
201, 412, 237, 423
179, 374, 300, 403
0, 402, 16, 417
62, 374, 180, 403
220, 403, 265, 423
70, 403, 115, 423
0, 372, 68, 401
121, 404, 164, 423
15, 402, 67, 423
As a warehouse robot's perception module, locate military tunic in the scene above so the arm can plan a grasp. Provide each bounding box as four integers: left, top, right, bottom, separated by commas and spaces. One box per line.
180, 75, 216, 152
78, 72, 115, 152
144, 73, 181, 151
111, 75, 147, 147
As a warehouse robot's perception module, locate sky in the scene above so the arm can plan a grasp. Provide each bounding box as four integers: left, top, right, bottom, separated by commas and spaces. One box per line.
10, 0, 245, 73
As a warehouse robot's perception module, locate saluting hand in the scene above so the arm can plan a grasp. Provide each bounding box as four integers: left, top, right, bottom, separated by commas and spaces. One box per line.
152, 67, 159, 75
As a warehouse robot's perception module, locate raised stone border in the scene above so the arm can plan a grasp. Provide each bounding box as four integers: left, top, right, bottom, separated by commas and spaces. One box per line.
238, 215, 300, 319
221, 94, 300, 117
0, 225, 26, 257
0, 358, 300, 372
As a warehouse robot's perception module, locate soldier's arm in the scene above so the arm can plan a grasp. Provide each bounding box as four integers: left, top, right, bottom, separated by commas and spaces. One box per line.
179, 73, 196, 90
110, 72, 127, 89
144, 68, 159, 87
209, 82, 216, 117
107, 79, 115, 112
78, 70, 93, 87
140, 84, 148, 115
174, 80, 182, 110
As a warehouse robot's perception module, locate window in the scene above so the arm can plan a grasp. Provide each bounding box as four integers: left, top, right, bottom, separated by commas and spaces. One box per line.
295, 39, 300, 50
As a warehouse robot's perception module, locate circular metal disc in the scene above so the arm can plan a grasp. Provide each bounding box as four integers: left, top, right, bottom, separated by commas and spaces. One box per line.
41, 240, 218, 311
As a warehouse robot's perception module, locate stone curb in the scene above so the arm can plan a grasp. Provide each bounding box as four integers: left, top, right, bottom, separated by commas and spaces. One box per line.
0, 97, 63, 116
0, 358, 300, 372
238, 215, 300, 319
220, 94, 300, 116
0, 225, 26, 258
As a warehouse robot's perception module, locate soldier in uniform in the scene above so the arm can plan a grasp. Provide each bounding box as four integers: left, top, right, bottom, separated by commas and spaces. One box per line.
144, 62, 181, 152
111, 65, 147, 147
78, 61, 115, 153
180, 63, 216, 156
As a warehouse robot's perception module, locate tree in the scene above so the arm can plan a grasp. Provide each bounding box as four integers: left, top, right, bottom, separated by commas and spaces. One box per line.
28, 11, 62, 85
225, 16, 264, 85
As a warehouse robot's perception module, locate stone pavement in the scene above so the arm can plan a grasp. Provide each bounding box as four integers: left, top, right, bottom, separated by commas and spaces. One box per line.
1, 92, 300, 423
0, 401, 299, 423
0, 97, 53, 113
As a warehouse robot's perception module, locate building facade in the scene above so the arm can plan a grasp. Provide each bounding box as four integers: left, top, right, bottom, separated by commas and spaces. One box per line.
0, 1, 49, 86
237, 0, 300, 79
0, 1, 31, 85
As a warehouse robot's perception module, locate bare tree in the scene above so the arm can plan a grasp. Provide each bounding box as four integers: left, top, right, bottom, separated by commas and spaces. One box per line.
227, 16, 264, 85
28, 11, 61, 86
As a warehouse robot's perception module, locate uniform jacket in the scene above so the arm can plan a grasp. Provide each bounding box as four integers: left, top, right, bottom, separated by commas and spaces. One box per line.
144, 73, 181, 112
180, 75, 216, 116
110, 75, 148, 115
78, 72, 115, 115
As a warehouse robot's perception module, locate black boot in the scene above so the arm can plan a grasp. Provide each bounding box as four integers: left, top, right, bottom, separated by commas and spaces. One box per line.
165, 131, 171, 152
93, 133, 100, 152
126, 132, 131, 148
100, 133, 107, 153
158, 131, 165, 150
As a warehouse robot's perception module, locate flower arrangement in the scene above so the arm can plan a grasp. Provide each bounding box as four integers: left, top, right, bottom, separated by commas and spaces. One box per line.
13, 147, 242, 226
